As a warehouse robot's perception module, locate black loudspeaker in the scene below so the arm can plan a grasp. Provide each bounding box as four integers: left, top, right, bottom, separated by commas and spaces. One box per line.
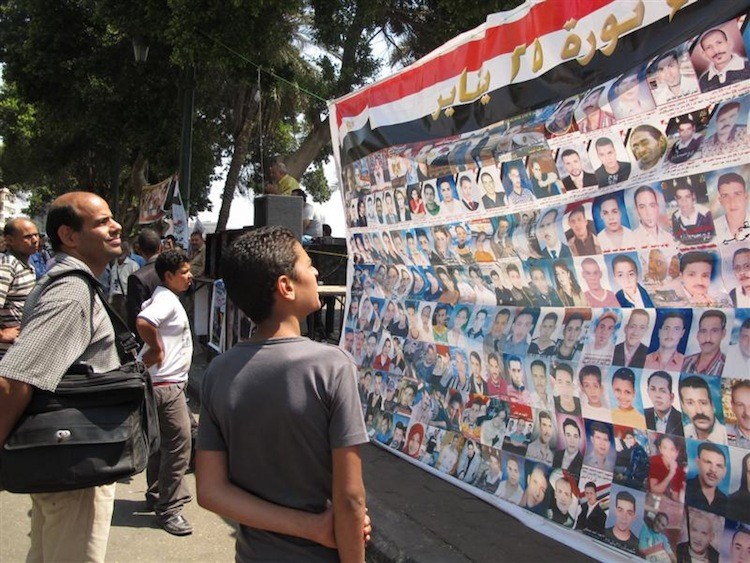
308, 239, 348, 285
254, 195, 303, 240
205, 227, 254, 279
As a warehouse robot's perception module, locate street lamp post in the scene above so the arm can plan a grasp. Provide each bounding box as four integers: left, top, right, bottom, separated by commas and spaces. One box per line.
132, 37, 194, 218
179, 67, 195, 216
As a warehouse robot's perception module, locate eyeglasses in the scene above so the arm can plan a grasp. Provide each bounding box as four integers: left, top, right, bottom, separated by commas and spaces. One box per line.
734, 263, 750, 274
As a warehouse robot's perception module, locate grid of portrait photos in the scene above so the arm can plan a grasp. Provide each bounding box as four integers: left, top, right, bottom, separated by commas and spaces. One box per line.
339, 12, 750, 562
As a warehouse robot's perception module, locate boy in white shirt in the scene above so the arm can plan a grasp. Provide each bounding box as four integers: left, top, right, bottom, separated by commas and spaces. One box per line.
136, 250, 194, 536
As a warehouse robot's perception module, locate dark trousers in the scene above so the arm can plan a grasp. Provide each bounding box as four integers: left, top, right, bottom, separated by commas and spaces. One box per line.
146, 382, 192, 518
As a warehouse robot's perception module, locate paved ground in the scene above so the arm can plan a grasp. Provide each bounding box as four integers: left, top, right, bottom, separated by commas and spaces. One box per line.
0, 343, 613, 562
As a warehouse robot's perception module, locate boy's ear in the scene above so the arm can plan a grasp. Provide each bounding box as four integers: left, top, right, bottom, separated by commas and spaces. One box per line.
276, 274, 295, 301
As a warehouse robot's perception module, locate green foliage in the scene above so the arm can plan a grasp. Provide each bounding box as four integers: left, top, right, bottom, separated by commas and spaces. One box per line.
385, 0, 525, 65
302, 163, 330, 203
0, 0, 526, 219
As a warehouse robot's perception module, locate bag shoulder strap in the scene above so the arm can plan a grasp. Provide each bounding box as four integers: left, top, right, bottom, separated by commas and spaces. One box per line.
46, 269, 139, 363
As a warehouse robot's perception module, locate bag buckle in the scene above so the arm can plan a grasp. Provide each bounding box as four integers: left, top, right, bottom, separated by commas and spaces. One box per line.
55, 430, 72, 443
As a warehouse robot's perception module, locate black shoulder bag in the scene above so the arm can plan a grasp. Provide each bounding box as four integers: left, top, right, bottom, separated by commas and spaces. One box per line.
1, 270, 160, 493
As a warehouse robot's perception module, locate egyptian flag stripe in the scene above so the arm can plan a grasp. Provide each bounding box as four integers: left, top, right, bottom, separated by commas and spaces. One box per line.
334, 0, 750, 166
333, 0, 617, 127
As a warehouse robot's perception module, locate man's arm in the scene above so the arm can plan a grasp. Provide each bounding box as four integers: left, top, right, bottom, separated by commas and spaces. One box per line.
195, 450, 337, 547
332, 445, 366, 563
0, 264, 18, 343
135, 318, 163, 368
0, 377, 32, 446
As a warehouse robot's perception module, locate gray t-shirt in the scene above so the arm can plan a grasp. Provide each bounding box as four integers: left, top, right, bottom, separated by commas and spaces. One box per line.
197, 337, 368, 562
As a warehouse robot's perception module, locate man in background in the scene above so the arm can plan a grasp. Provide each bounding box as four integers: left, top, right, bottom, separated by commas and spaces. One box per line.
0, 217, 39, 359
127, 228, 162, 338
107, 240, 139, 321
292, 188, 323, 240
189, 232, 206, 278
265, 161, 299, 195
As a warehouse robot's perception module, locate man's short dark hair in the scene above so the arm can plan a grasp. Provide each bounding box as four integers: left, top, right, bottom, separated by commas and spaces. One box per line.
653, 50, 678, 70
680, 251, 714, 274
697, 441, 726, 462
579, 364, 602, 384
565, 312, 585, 326
530, 359, 546, 373
560, 149, 580, 159
595, 137, 614, 150
567, 206, 586, 221
679, 375, 710, 395
717, 101, 741, 119
612, 254, 639, 273
3, 217, 33, 237
542, 311, 558, 324
634, 185, 657, 205
138, 228, 162, 256
589, 421, 610, 439
648, 370, 673, 388
632, 124, 663, 142
554, 362, 574, 379
661, 311, 685, 327
733, 247, 750, 265
46, 204, 84, 252
700, 28, 728, 49
616, 490, 636, 507
541, 208, 558, 222
585, 481, 597, 491
612, 367, 636, 387
539, 410, 552, 424
155, 249, 190, 282
732, 379, 750, 399
222, 226, 300, 323
700, 309, 726, 330
562, 418, 580, 434
717, 172, 745, 190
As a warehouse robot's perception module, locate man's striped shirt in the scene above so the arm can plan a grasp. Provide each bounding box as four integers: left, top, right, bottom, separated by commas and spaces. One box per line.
0, 251, 36, 358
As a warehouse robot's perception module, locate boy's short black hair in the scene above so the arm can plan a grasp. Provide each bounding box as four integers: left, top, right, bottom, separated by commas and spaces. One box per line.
155, 249, 190, 282
222, 226, 299, 323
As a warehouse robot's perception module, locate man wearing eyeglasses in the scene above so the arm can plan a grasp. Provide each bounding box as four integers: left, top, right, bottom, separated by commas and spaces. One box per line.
0, 218, 39, 359
731, 248, 750, 307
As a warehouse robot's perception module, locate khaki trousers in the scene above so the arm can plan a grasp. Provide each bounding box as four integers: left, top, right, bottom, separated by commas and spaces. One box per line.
27, 482, 116, 563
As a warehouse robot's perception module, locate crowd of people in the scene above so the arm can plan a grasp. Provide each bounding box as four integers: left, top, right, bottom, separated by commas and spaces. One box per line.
0, 192, 370, 563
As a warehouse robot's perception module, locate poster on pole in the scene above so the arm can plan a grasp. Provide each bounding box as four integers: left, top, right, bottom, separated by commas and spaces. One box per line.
139, 175, 177, 225
330, 1, 750, 560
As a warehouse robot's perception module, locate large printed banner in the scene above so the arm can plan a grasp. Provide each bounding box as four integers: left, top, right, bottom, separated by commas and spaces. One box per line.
330, 0, 750, 560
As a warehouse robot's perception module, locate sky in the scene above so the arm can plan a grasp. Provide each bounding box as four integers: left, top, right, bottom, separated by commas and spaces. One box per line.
196, 157, 346, 236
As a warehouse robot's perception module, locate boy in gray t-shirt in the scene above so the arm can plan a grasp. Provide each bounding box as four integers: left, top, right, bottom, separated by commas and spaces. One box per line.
196, 226, 369, 562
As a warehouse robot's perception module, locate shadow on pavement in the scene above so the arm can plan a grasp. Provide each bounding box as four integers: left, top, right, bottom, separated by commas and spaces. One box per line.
111, 499, 162, 529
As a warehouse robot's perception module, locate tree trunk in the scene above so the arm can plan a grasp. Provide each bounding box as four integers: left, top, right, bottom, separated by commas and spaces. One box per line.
286, 116, 331, 181
216, 86, 259, 231
283, 2, 367, 189
120, 151, 148, 236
